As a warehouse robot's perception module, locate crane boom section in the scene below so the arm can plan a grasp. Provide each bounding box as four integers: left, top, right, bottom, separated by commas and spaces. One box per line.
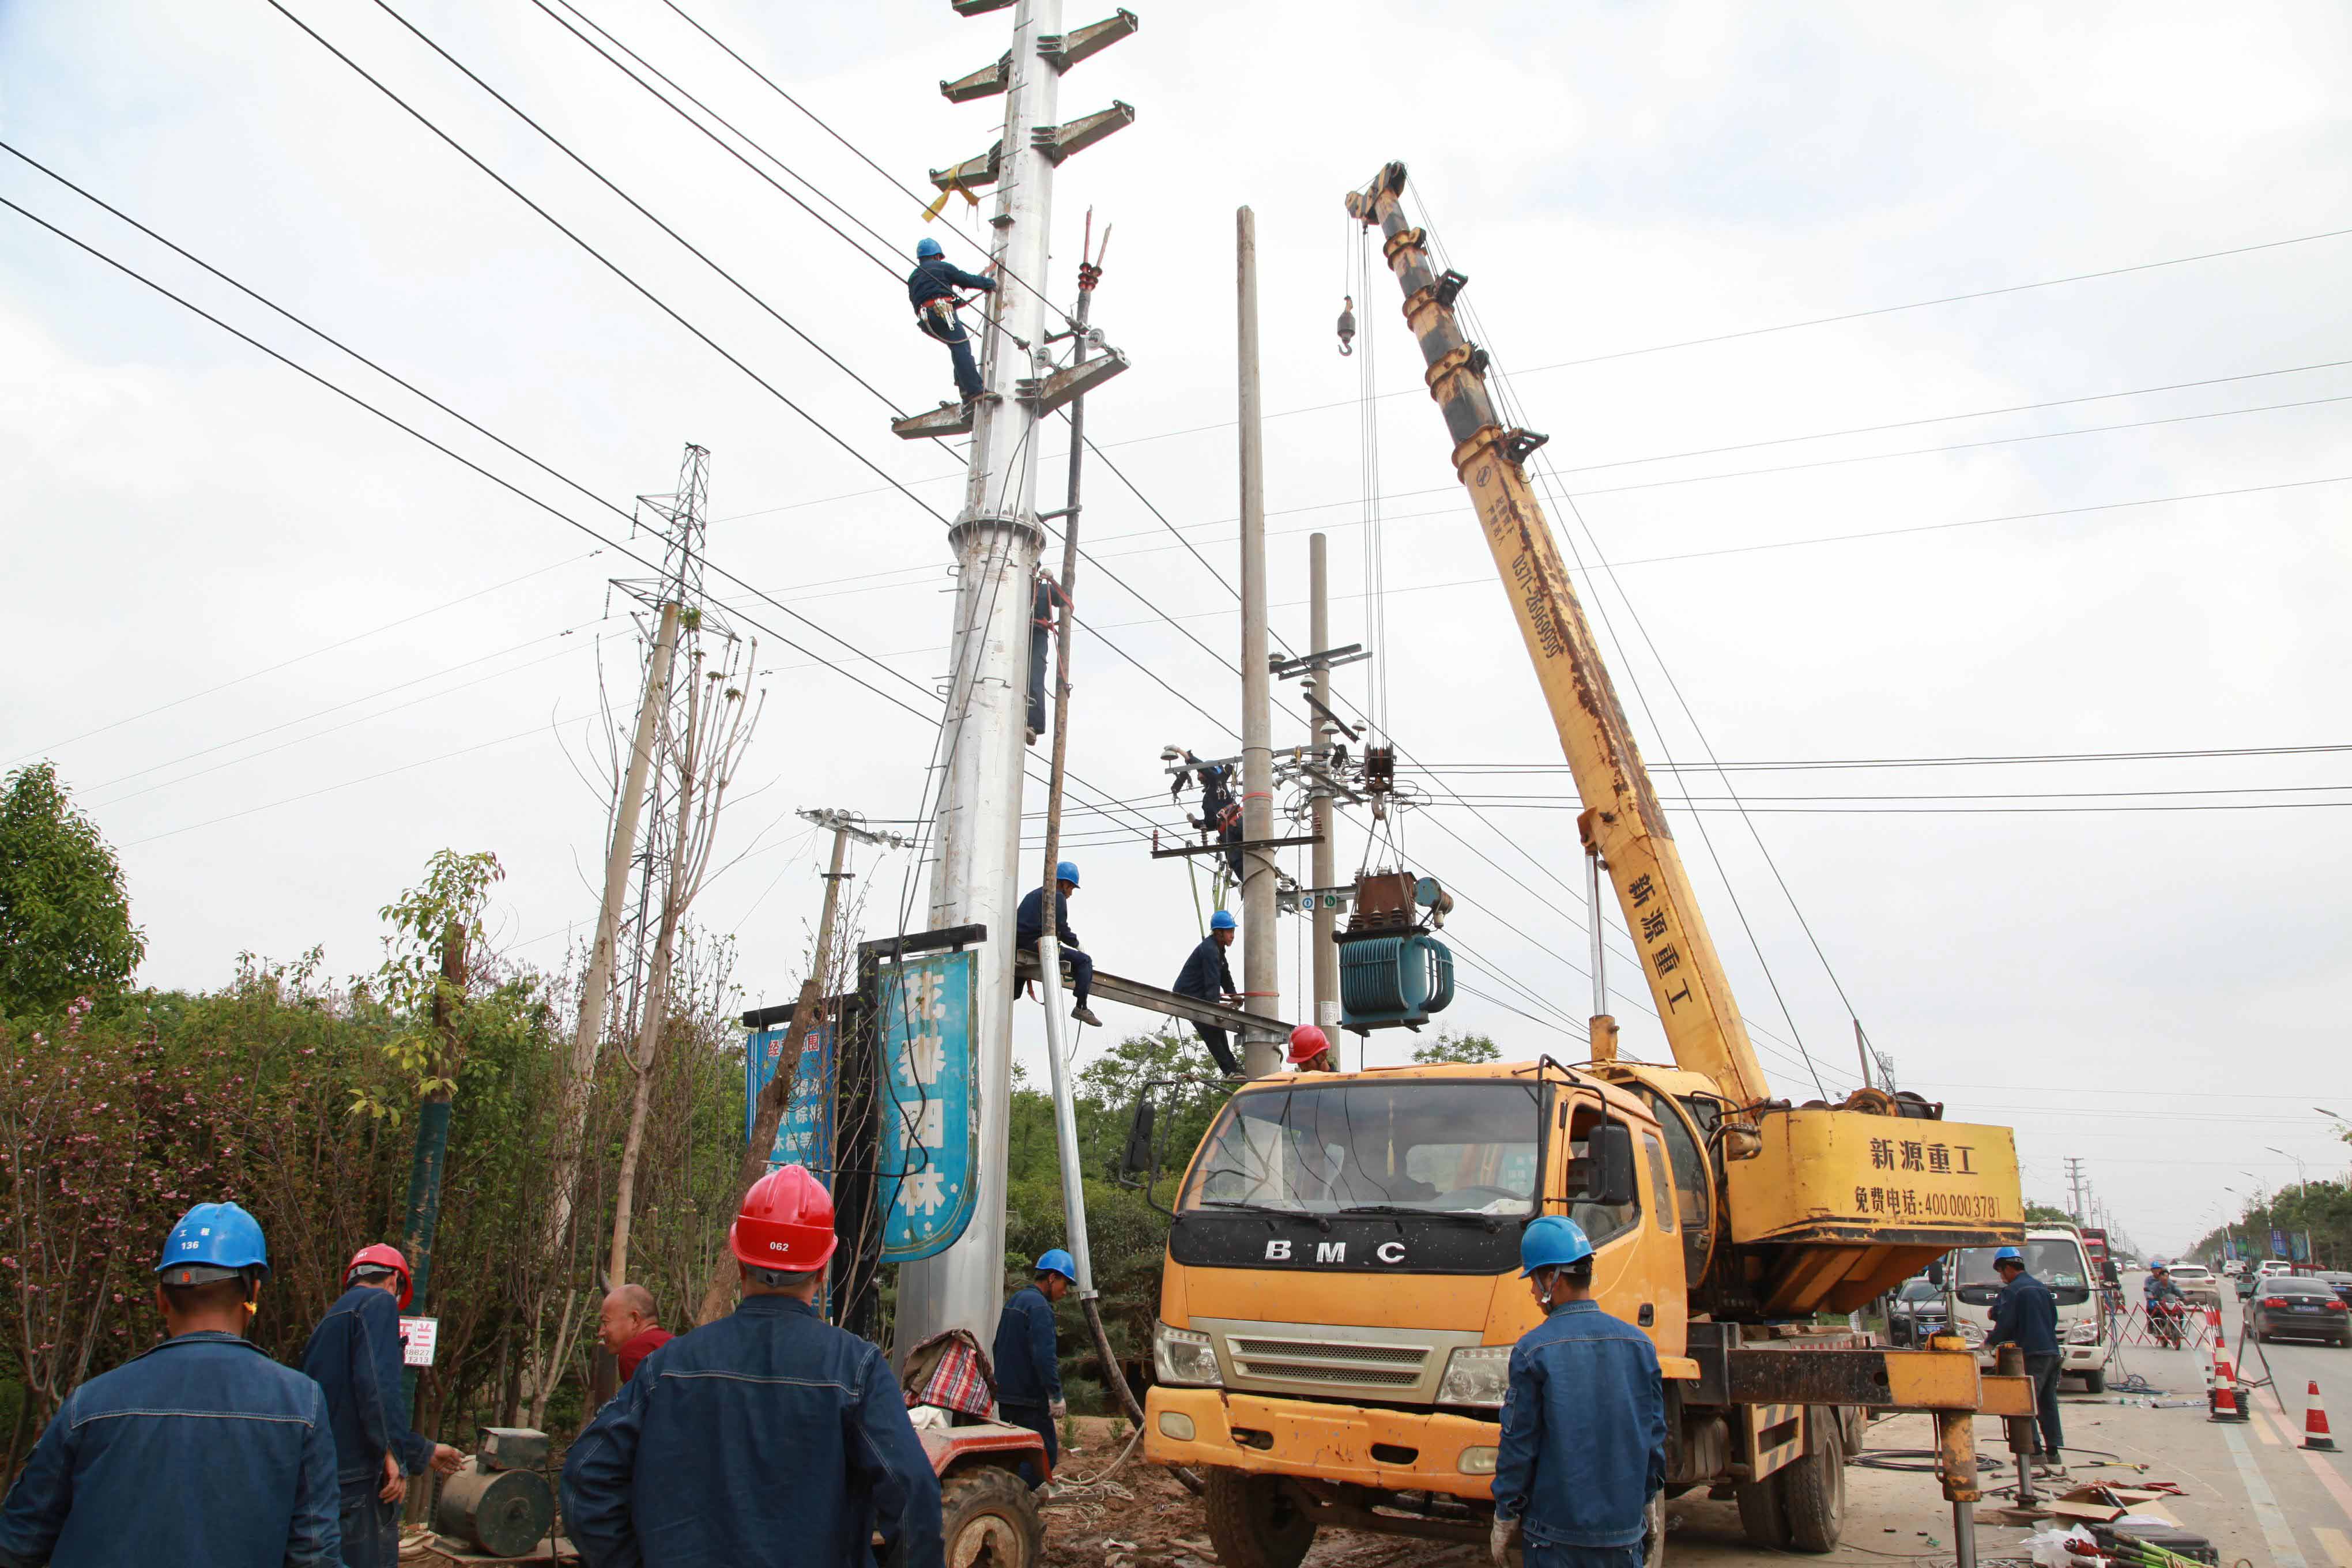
1346, 163, 1770, 1105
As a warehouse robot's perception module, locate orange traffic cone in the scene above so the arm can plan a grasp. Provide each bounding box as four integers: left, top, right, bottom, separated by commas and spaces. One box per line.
2306, 1381, 2337, 1451
2210, 1343, 2249, 1423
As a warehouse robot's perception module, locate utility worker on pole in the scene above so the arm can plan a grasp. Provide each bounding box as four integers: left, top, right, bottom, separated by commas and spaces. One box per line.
907, 235, 997, 406
1491, 1216, 1666, 1568
1017, 861, 1100, 1027
301, 1244, 465, 1568
0, 1201, 341, 1566
1287, 1024, 1338, 1074
992, 1250, 1073, 1488
1172, 910, 1243, 1077
561, 1166, 942, 1568
1982, 1244, 2065, 1476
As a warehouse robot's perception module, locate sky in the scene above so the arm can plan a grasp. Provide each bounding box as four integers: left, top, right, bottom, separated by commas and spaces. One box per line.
3, 0, 2348, 1256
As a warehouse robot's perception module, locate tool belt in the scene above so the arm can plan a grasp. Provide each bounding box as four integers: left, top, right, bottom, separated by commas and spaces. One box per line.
915, 295, 963, 334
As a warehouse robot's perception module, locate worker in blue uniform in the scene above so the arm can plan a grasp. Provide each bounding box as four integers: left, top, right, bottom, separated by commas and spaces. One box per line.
1982, 1244, 2065, 1476
907, 235, 997, 403
1491, 1216, 1667, 1568
1171, 910, 1242, 1076
0, 1201, 341, 1567
562, 1165, 943, 1568
1017, 861, 1100, 1026
301, 1243, 465, 1568
993, 1250, 1074, 1488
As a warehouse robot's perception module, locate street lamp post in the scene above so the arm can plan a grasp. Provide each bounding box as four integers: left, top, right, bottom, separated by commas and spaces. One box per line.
2266, 1147, 2313, 1268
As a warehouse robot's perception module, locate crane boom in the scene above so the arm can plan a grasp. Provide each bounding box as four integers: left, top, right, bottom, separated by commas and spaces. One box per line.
1347, 161, 1770, 1105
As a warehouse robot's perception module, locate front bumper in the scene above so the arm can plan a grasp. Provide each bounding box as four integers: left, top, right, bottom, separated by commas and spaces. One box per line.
1145, 1386, 1502, 1502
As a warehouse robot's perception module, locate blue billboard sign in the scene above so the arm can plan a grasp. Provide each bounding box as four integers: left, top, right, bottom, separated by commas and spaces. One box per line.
877, 949, 978, 1262
2273, 1228, 2289, 1258
745, 1016, 834, 1174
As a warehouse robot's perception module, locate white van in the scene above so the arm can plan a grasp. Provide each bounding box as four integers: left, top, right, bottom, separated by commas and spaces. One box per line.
1949, 1227, 2111, 1392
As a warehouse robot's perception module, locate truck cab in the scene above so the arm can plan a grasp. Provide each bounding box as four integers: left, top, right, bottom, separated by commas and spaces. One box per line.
1947, 1227, 2110, 1392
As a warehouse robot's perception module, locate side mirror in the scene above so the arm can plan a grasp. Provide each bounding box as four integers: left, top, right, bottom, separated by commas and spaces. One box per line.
1586, 1122, 1638, 1208
1120, 1094, 1157, 1184
1926, 1258, 1946, 1287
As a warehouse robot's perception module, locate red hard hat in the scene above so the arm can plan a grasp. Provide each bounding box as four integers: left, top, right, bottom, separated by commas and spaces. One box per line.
345, 1243, 414, 1310
1287, 1025, 1332, 1065
729, 1164, 839, 1273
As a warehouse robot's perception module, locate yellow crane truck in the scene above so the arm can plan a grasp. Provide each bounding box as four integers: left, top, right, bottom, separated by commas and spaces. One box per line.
1139, 163, 2031, 1566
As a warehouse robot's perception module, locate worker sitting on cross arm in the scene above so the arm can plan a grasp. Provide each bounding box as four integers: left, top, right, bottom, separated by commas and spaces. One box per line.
1287, 1024, 1338, 1074
0, 1202, 342, 1567
907, 236, 997, 405
1982, 1245, 2066, 1477
562, 1166, 943, 1568
993, 1250, 1075, 1490
1172, 910, 1243, 1077
301, 1243, 465, 1568
598, 1283, 674, 1385
1491, 1216, 1667, 1568
1017, 860, 1101, 1027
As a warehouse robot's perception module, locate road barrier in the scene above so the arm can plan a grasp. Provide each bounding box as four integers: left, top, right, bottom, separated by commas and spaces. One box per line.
2112, 1303, 2217, 1351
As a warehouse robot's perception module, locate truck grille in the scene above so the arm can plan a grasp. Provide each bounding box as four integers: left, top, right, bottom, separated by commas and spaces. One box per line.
1226, 1336, 1430, 1389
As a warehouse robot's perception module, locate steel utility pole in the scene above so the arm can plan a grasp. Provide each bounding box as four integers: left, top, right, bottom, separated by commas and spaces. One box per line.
2065, 1156, 2086, 1223
895, 0, 1134, 1357
1307, 533, 1337, 1034
1236, 206, 1281, 1077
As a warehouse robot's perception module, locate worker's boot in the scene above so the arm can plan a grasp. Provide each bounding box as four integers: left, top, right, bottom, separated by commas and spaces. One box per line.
1073, 1006, 1103, 1027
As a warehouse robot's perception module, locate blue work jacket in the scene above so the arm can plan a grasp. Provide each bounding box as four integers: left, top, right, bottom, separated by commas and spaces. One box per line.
0, 1330, 340, 1568
299, 1284, 435, 1490
1015, 888, 1076, 949
1983, 1271, 2061, 1356
991, 1285, 1062, 1407
1491, 1301, 1667, 1550
561, 1294, 943, 1568
1171, 937, 1235, 1002
907, 257, 997, 309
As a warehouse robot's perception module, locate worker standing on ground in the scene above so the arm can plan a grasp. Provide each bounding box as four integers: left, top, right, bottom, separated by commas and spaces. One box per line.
1017, 861, 1100, 1027
301, 1244, 465, 1568
1287, 1024, 1338, 1074
993, 1251, 1074, 1489
0, 1201, 341, 1566
907, 235, 997, 405
598, 1283, 675, 1385
1491, 1216, 1666, 1568
1982, 1245, 2065, 1476
1171, 910, 1243, 1076
562, 1166, 941, 1568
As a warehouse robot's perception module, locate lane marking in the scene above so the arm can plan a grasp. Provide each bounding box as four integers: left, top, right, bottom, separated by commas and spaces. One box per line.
2225, 1421, 2312, 1567
2314, 1526, 2352, 1568
2254, 1404, 2283, 1444
2260, 1387, 2352, 1528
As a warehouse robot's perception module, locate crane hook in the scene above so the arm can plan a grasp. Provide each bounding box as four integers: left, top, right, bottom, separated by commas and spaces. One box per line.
1336, 295, 1355, 356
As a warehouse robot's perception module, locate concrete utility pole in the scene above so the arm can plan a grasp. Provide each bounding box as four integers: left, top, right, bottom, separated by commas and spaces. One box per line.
1235, 206, 1281, 1077
2065, 1156, 2087, 1223
896, 0, 1134, 1357
1307, 533, 1337, 1034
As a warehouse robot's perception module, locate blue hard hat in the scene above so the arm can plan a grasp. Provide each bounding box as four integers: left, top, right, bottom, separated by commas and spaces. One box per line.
1036, 1248, 1076, 1282
1210, 910, 1237, 932
915, 236, 944, 259
156, 1201, 269, 1282
1993, 1246, 2024, 1264
1518, 1215, 1593, 1276
1056, 861, 1080, 887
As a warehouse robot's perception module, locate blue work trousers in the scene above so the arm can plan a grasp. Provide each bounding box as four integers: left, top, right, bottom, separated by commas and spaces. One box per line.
336, 1481, 400, 1568
919, 305, 982, 400
1020, 938, 1092, 1008
998, 1400, 1058, 1488
1526, 1545, 1644, 1568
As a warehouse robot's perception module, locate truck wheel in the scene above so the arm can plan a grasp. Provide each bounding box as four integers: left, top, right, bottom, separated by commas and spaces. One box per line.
2080, 1369, 2106, 1394
1735, 1476, 1790, 1549
1204, 1468, 1315, 1568
1776, 1408, 1846, 1554
940, 1465, 1043, 1568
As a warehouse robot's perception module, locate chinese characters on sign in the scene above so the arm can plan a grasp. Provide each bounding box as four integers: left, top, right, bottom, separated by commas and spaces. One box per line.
397, 1316, 438, 1369
1869, 1137, 1976, 1175
745, 1019, 834, 1173
879, 951, 977, 1262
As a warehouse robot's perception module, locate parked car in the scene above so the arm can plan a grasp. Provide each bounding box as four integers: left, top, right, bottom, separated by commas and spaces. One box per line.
2320, 1272, 2352, 1308
2223, 1260, 2251, 1281
2165, 1262, 2222, 1308
2247, 1276, 2351, 1345
1886, 1277, 1948, 1348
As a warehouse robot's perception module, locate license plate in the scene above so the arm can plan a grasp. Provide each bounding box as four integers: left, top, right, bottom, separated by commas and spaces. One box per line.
2294, 1305, 2323, 1313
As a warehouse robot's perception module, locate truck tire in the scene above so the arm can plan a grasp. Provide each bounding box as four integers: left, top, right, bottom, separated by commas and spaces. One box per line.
940, 1465, 1043, 1568
1776, 1408, 1846, 1554
1204, 1468, 1316, 1568
2080, 1369, 2106, 1394
1735, 1476, 1790, 1549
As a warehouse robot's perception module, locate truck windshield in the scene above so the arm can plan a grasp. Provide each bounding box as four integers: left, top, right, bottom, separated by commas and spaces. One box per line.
1952, 1239, 2093, 1306
1180, 1081, 1540, 1216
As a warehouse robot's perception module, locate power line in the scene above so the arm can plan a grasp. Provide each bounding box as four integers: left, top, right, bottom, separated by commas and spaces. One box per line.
1417, 743, 2352, 772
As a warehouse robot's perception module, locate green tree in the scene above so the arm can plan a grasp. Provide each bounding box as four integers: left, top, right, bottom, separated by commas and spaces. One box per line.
0, 764, 144, 1017
2023, 1202, 2075, 1224
1412, 1029, 1499, 1065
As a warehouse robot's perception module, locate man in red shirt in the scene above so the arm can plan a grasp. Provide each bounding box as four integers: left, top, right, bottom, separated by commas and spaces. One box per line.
598, 1285, 674, 1384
